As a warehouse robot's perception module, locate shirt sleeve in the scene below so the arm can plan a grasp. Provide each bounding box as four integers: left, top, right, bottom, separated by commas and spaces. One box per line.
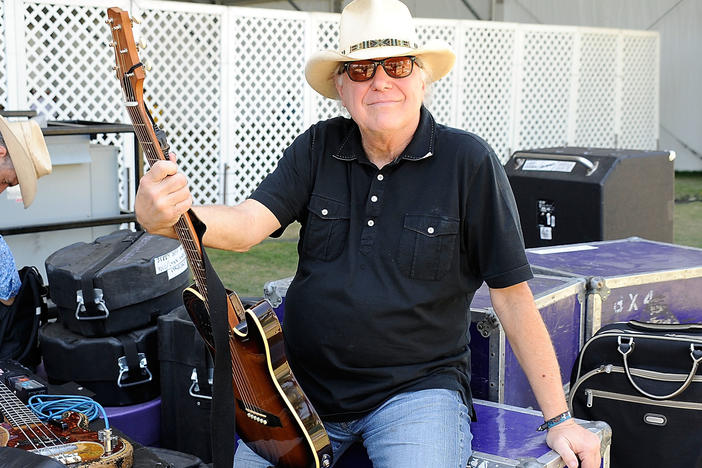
249, 126, 315, 237
0, 235, 21, 301
465, 149, 533, 288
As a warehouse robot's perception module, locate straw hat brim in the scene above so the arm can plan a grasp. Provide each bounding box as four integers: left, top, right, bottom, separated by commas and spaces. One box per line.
305, 39, 456, 100
0, 117, 51, 208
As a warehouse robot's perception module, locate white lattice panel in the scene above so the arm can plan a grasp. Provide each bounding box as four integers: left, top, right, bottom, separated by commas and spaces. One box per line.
415, 19, 458, 127
311, 15, 346, 123
134, 2, 225, 204
515, 28, 575, 151
574, 31, 618, 148
228, 10, 308, 204
620, 33, 658, 150
457, 23, 516, 161
0, 1, 8, 110
22, 0, 131, 208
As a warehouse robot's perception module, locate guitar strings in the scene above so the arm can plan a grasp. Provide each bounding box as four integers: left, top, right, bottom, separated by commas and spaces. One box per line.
0, 385, 63, 451
112, 20, 261, 413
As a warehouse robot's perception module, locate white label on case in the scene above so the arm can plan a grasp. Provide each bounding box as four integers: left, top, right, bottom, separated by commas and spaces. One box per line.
539, 226, 552, 240
523, 160, 576, 172
155, 245, 188, 280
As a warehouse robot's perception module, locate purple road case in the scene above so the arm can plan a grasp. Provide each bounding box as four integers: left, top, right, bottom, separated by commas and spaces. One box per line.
469, 399, 611, 467
470, 275, 586, 408
526, 238, 702, 339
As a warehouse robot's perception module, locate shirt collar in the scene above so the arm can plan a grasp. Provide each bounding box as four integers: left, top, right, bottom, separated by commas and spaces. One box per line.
332, 106, 436, 163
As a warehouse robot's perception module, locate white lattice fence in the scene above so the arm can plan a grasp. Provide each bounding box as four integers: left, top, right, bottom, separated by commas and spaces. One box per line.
457, 22, 516, 159
1, 0, 660, 206
620, 32, 658, 150
574, 30, 619, 148
515, 26, 575, 151
226, 8, 309, 204
132, 1, 226, 205
0, 1, 8, 109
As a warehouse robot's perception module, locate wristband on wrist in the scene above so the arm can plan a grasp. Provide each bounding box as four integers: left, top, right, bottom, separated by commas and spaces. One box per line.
536, 410, 572, 431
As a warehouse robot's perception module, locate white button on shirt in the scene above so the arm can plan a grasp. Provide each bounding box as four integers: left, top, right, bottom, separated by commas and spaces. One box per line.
367, 220, 375, 227
370, 195, 378, 203
377, 174, 384, 181
321, 209, 328, 216
427, 227, 435, 234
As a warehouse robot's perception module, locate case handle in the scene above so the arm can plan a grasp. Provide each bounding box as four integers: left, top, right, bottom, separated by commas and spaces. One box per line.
618, 336, 702, 400
75, 289, 110, 321
116, 353, 153, 388
188, 368, 213, 401
515, 152, 599, 175
627, 320, 702, 333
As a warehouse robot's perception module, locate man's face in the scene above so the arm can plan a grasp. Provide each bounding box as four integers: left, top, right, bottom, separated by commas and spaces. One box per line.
335, 57, 426, 136
0, 146, 18, 194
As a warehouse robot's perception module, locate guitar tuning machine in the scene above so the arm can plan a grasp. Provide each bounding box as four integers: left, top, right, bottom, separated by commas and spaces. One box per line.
130, 16, 143, 25
143, 60, 153, 72
137, 39, 147, 50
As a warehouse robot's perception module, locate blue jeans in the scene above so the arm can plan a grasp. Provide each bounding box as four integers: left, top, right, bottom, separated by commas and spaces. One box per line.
233, 388, 472, 467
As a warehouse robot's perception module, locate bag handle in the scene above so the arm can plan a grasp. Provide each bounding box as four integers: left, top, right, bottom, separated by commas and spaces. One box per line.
628, 320, 702, 333
618, 336, 702, 400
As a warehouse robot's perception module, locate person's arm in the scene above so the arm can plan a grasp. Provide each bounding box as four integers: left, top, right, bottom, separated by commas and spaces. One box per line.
135, 158, 281, 251
489, 282, 602, 468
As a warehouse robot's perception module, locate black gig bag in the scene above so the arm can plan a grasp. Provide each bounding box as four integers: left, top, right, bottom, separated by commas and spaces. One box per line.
569, 321, 702, 468
45, 229, 189, 337
39, 321, 160, 406
0, 266, 48, 367
158, 306, 213, 462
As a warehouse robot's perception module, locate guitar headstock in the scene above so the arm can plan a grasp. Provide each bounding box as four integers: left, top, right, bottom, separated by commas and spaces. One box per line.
106, 7, 145, 104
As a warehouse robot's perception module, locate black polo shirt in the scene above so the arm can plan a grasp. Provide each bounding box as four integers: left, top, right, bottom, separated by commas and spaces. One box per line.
251, 106, 532, 421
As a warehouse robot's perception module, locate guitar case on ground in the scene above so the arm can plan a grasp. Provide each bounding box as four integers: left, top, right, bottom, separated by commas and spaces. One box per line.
45, 229, 189, 337
39, 321, 160, 406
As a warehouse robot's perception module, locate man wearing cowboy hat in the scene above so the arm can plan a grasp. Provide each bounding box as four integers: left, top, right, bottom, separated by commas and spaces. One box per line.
0, 115, 52, 307
135, 0, 601, 466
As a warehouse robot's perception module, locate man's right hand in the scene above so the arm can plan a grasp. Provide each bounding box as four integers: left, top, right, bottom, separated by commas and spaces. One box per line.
135, 156, 193, 237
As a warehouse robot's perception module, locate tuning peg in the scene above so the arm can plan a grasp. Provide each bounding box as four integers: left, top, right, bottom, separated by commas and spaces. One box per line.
137, 39, 147, 50
131, 16, 142, 25
143, 60, 153, 72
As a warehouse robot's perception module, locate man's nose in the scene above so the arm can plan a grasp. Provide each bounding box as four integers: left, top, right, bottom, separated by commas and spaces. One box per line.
371, 65, 393, 90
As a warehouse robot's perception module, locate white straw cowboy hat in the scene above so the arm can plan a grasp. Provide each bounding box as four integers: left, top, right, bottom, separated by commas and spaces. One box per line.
305, 0, 456, 99
0, 115, 52, 208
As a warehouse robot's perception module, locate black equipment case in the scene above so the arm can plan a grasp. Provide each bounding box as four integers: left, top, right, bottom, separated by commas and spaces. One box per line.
39, 321, 160, 406
505, 147, 675, 248
569, 321, 702, 468
158, 306, 213, 462
45, 229, 189, 337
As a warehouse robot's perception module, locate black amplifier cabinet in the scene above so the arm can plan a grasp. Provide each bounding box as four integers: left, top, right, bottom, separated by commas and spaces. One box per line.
505, 147, 675, 248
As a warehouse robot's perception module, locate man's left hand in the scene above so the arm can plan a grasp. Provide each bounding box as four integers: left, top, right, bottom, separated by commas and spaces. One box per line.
545, 419, 602, 468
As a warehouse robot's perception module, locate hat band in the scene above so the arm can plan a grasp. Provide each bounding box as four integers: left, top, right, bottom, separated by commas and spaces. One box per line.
341, 38, 419, 55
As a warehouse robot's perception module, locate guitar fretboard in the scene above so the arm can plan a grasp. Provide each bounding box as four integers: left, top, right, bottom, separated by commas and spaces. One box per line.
0, 383, 43, 428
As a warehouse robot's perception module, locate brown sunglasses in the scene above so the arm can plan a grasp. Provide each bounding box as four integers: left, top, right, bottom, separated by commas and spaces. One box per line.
339, 56, 417, 82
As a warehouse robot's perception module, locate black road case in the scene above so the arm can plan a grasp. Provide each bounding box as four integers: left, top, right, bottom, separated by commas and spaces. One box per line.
45, 229, 189, 337
505, 147, 675, 248
39, 321, 160, 406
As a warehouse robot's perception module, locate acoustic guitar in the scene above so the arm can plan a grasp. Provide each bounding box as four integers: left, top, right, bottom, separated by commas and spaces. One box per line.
106, 7, 332, 468
0, 382, 133, 466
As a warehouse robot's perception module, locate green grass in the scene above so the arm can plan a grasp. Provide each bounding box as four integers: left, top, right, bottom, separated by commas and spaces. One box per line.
209, 173, 702, 296
675, 171, 702, 202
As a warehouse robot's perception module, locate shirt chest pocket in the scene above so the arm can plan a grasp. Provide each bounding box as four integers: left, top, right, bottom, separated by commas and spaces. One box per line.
397, 214, 460, 281
302, 195, 350, 261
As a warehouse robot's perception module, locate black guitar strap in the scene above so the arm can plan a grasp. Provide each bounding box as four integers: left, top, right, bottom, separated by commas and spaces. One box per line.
188, 210, 237, 468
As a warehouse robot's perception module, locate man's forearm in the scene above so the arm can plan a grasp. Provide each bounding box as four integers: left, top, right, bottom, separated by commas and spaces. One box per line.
489, 283, 569, 419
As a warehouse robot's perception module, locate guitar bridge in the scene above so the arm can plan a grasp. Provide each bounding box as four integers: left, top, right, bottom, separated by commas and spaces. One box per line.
237, 399, 282, 428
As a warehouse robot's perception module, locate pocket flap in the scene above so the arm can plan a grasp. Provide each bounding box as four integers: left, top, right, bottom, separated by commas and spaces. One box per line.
403, 214, 459, 237
307, 194, 350, 220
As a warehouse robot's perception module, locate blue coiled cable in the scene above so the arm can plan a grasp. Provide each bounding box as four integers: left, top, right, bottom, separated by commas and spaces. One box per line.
27, 394, 110, 429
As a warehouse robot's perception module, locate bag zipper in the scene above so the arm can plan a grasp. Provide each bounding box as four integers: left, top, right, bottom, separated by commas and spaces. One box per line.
571, 364, 702, 410
585, 388, 702, 410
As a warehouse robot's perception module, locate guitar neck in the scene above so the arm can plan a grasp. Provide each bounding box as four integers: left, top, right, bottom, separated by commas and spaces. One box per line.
0, 383, 44, 429
129, 105, 212, 307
